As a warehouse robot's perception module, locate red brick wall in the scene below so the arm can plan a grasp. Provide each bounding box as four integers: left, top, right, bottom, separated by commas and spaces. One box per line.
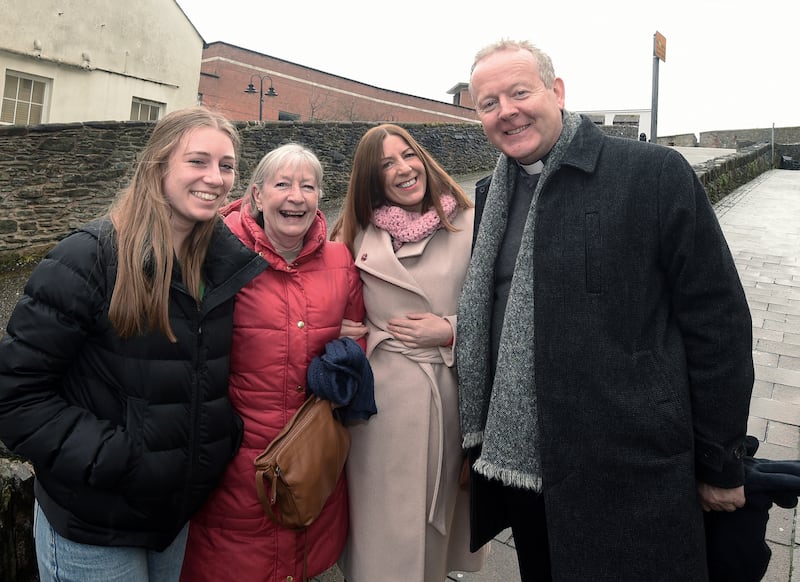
199, 42, 478, 124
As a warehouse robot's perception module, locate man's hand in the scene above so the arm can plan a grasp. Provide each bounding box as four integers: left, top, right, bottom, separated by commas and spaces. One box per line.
697, 482, 745, 512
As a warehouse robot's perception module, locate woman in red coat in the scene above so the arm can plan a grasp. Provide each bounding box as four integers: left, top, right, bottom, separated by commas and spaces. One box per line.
181, 144, 366, 582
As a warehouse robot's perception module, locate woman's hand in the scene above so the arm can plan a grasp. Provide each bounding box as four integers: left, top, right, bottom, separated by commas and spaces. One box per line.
340, 318, 369, 340
387, 313, 453, 349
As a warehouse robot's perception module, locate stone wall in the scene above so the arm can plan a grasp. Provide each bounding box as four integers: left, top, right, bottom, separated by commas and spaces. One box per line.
1, 119, 792, 271
655, 126, 800, 150
693, 142, 774, 204
656, 133, 699, 147
0, 120, 499, 268
700, 126, 800, 149
0, 454, 36, 582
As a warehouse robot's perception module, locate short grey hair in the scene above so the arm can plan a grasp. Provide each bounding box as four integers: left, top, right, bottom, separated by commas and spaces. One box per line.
469, 39, 556, 95
246, 143, 324, 218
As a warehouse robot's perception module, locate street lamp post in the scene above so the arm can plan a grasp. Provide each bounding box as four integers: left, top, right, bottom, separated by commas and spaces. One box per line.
243, 74, 278, 121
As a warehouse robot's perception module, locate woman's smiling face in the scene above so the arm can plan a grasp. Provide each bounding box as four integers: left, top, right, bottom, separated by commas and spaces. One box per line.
380, 134, 427, 212
253, 160, 319, 252
161, 126, 236, 235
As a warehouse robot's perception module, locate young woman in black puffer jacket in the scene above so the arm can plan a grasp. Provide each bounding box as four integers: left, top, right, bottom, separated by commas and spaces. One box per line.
0, 106, 267, 582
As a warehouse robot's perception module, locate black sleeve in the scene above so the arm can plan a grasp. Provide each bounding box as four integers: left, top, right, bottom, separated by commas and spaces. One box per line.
0, 229, 132, 489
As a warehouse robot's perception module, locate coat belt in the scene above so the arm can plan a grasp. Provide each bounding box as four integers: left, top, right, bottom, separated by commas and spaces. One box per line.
375, 340, 449, 535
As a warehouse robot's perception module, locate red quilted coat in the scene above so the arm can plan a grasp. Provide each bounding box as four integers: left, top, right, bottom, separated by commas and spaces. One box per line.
181, 199, 365, 582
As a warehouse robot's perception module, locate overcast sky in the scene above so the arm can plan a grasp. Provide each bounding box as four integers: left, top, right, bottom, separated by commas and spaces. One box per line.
177, 0, 799, 138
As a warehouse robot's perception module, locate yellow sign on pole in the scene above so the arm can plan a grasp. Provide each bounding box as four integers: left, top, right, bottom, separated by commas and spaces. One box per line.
654, 31, 667, 62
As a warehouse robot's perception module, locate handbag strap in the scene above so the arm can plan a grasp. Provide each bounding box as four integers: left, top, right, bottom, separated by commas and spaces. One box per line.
255, 470, 310, 581
255, 469, 282, 524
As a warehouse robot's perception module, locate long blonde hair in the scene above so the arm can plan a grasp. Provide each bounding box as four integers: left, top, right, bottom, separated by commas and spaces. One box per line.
330, 124, 473, 257
108, 106, 240, 342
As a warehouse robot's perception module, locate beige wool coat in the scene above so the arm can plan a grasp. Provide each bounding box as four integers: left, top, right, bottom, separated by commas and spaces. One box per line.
338, 206, 488, 581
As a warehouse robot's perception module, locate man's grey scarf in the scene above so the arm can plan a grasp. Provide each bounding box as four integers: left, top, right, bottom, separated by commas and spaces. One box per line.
457, 110, 582, 490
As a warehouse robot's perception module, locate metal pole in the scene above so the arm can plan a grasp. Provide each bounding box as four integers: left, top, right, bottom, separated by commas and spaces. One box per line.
772, 123, 775, 166
258, 77, 264, 122
650, 38, 659, 143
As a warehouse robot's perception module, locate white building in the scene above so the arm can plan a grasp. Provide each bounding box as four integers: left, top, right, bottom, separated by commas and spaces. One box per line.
578, 108, 653, 141
0, 0, 203, 125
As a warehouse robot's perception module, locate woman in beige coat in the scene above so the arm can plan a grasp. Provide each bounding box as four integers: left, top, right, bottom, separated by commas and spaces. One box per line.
331, 124, 488, 581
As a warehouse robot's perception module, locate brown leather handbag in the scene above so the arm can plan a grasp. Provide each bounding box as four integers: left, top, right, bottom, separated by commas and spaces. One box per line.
254, 396, 351, 529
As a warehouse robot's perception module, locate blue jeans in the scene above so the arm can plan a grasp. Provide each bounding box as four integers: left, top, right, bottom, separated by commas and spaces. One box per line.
34, 500, 189, 582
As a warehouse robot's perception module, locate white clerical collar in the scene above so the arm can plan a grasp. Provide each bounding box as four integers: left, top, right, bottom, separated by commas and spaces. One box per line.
520, 160, 544, 175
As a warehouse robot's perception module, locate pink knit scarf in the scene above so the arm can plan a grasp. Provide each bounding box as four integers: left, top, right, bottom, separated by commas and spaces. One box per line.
371, 194, 458, 251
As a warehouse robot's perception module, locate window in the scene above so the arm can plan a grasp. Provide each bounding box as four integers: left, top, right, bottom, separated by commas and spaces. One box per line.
130, 98, 163, 121
1, 72, 47, 125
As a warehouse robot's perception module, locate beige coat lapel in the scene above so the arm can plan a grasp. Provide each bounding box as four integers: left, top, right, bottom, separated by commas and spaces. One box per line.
355, 224, 430, 300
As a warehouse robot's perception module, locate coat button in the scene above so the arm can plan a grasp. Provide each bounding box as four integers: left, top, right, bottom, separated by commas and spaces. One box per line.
296, 385, 304, 392
286, 577, 293, 582
297, 321, 305, 329
360, 253, 367, 261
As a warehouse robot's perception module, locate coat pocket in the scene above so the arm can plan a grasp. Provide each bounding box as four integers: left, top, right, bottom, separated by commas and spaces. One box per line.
585, 211, 601, 294
631, 350, 693, 454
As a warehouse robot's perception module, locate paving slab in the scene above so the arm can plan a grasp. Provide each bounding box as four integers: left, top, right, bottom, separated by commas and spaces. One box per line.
717, 168, 800, 581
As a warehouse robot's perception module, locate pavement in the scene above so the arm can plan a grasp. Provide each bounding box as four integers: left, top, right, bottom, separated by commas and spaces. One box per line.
315, 148, 800, 581
715, 168, 800, 582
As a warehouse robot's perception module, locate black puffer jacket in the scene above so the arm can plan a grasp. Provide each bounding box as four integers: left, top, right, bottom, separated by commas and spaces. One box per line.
0, 218, 267, 550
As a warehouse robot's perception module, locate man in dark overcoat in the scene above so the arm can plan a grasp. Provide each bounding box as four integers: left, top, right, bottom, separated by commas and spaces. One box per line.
457, 39, 754, 582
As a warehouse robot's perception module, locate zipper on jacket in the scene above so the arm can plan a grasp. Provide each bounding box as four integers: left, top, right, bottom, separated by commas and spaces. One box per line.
181, 306, 204, 518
